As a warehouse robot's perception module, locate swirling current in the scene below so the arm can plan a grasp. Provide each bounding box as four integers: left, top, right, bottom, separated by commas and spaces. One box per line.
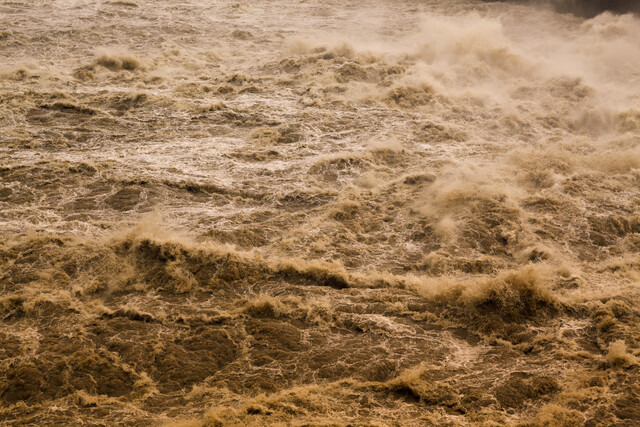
1, 0, 640, 425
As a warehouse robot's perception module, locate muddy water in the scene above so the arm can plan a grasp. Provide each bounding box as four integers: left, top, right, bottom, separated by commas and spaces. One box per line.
1, 0, 640, 425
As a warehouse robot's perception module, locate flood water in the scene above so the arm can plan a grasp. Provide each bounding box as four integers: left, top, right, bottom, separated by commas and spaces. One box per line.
1, 0, 640, 425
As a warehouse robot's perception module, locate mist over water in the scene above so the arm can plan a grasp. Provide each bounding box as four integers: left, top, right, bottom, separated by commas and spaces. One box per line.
1, 0, 640, 425
546, 0, 640, 17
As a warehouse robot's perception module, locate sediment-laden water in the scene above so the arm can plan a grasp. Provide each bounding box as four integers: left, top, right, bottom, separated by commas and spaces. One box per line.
1, 0, 640, 425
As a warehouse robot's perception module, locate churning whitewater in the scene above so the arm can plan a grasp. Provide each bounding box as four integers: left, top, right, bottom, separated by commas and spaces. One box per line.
1, 0, 640, 425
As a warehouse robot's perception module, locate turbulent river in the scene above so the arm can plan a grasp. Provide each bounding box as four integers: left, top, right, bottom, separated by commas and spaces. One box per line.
1, 0, 640, 425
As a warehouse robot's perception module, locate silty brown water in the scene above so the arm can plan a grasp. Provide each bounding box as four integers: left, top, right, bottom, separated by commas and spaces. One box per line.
1, 0, 640, 425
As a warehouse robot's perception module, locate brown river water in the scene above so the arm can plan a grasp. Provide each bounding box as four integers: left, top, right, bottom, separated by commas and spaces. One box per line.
1, 0, 640, 425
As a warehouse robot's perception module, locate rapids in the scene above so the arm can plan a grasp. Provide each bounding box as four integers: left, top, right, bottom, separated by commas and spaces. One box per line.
1, 0, 640, 425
